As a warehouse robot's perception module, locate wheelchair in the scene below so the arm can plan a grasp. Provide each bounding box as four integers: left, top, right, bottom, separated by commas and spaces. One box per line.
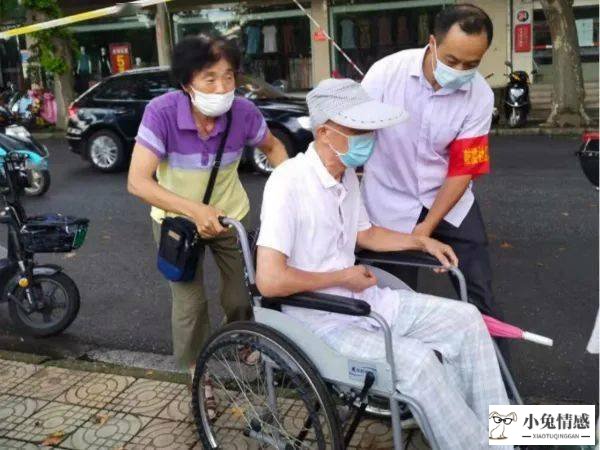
191, 218, 522, 449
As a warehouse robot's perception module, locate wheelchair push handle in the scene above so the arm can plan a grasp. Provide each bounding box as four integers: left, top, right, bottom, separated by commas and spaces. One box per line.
218, 216, 229, 228
218, 216, 256, 285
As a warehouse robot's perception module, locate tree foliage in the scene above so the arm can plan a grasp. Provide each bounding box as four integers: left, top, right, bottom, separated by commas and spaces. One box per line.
22, 0, 76, 76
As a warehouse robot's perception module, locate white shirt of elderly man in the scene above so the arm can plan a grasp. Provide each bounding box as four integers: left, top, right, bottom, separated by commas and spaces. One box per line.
256, 78, 512, 450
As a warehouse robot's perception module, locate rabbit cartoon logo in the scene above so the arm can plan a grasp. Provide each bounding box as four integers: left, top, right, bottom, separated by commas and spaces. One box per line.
489, 411, 517, 440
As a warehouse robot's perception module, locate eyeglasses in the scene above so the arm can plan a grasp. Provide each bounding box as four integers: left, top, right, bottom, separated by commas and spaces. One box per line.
492, 416, 515, 425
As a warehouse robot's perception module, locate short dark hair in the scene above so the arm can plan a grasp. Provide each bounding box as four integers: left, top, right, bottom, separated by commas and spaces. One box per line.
434, 4, 493, 47
171, 35, 241, 87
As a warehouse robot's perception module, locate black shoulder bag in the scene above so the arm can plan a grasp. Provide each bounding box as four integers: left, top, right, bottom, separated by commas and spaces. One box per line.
157, 110, 233, 282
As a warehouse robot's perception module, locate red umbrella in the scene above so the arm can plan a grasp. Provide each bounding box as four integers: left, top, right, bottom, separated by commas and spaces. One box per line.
482, 315, 553, 347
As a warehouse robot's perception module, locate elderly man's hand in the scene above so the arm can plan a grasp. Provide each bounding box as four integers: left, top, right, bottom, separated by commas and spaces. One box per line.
417, 236, 458, 271
339, 265, 378, 293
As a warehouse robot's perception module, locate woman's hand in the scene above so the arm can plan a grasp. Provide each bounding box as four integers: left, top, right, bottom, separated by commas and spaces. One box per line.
417, 236, 458, 272
191, 204, 226, 238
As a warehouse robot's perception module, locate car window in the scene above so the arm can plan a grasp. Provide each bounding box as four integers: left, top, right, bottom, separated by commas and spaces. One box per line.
236, 74, 286, 100
94, 76, 147, 101
142, 73, 178, 100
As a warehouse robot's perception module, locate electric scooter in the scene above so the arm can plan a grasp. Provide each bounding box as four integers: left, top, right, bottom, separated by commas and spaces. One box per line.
0, 151, 88, 336
503, 61, 535, 128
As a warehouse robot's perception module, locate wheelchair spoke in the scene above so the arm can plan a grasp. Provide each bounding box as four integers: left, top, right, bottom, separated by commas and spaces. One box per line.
214, 349, 308, 448
193, 329, 339, 450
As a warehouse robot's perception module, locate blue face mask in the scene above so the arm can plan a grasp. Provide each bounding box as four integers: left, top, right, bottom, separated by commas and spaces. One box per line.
432, 41, 477, 90
326, 126, 375, 168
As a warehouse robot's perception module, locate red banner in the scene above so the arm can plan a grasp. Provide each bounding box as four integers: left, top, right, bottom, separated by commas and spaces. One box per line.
514, 24, 532, 53
109, 43, 132, 73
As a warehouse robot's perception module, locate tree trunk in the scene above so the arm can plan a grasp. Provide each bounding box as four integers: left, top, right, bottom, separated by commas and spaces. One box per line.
155, 3, 172, 67
51, 36, 75, 130
540, 0, 590, 127
27, 8, 75, 130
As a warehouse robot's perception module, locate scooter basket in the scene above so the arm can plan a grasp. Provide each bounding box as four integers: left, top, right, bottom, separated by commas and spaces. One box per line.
20, 214, 89, 253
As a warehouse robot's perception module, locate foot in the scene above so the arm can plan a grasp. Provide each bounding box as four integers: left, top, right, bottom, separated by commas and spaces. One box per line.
238, 344, 261, 366
203, 374, 217, 422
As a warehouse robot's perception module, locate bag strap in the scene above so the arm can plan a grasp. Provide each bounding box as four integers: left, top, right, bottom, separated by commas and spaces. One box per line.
202, 109, 233, 205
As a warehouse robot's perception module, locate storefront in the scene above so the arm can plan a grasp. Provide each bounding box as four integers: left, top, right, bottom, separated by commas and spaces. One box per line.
0, 35, 22, 88
0, 0, 25, 88
328, 0, 453, 79
172, 2, 313, 92
70, 15, 159, 91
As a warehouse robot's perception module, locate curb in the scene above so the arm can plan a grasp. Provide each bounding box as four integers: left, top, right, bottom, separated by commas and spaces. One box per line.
31, 131, 64, 140
0, 348, 188, 385
491, 127, 590, 137
30, 128, 593, 139
31, 130, 588, 140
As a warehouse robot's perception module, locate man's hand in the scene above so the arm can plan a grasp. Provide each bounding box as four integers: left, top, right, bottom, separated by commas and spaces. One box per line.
339, 265, 378, 293
191, 204, 226, 238
417, 236, 458, 270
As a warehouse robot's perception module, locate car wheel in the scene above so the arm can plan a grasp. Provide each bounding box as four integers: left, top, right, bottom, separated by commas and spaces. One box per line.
87, 129, 127, 173
251, 128, 294, 176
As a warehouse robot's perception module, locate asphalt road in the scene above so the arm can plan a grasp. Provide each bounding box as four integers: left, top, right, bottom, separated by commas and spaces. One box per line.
0, 135, 597, 405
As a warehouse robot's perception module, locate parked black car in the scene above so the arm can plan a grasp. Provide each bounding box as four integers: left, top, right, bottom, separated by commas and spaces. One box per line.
66, 67, 313, 175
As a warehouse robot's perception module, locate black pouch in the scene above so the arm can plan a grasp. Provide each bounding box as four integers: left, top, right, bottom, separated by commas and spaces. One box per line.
157, 216, 200, 282
157, 110, 232, 282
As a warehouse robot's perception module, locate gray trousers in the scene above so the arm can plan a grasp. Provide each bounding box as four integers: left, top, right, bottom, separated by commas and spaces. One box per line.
152, 216, 252, 369
321, 290, 512, 450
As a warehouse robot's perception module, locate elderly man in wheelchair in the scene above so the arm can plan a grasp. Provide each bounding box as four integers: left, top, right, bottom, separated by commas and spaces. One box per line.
191, 79, 513, 450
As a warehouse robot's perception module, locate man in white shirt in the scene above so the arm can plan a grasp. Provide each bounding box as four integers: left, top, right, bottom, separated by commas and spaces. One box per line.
256, 78, 511, 450
361, 5, 504, 346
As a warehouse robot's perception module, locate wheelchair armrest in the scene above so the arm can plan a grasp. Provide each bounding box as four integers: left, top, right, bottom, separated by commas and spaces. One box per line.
356, 249, 443, 268
264, 291, 371, 316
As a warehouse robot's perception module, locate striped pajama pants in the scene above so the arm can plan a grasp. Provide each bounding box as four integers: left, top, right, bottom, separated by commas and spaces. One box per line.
320, 290, 513, 450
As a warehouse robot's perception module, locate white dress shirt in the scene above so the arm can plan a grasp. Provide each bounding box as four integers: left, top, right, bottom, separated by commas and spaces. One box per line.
361, 47, 494, 233
257, 143, 400, 337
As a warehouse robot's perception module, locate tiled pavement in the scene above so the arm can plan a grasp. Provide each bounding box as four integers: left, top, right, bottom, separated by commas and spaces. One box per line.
0, 358, 430, 449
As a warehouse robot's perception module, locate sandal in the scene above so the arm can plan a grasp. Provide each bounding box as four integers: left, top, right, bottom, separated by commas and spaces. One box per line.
237, 344, 261, 366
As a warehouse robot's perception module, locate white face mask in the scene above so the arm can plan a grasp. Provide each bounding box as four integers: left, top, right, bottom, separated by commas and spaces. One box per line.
189, 87, 235, 117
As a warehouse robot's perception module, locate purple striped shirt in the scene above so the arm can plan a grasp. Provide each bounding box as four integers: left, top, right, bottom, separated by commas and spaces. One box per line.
136, 90, 268, 170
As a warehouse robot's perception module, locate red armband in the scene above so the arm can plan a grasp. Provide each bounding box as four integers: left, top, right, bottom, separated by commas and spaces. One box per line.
447, 135, 490, 178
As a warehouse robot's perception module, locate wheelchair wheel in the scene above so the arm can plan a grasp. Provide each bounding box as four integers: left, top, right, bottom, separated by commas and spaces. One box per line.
192, 321, 343, 450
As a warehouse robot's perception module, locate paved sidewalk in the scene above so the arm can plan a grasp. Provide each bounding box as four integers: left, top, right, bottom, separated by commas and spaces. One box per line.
0, 356, 430, 449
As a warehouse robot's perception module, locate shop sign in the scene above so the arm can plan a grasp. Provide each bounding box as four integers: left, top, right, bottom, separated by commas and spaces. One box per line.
516, 10, 529, 23
313, 28, 327, 42
514, 24, 531, 53
109, 43, 132, 73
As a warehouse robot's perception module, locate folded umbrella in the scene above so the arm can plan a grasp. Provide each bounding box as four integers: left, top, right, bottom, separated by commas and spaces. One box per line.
482, 314, 553, 347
